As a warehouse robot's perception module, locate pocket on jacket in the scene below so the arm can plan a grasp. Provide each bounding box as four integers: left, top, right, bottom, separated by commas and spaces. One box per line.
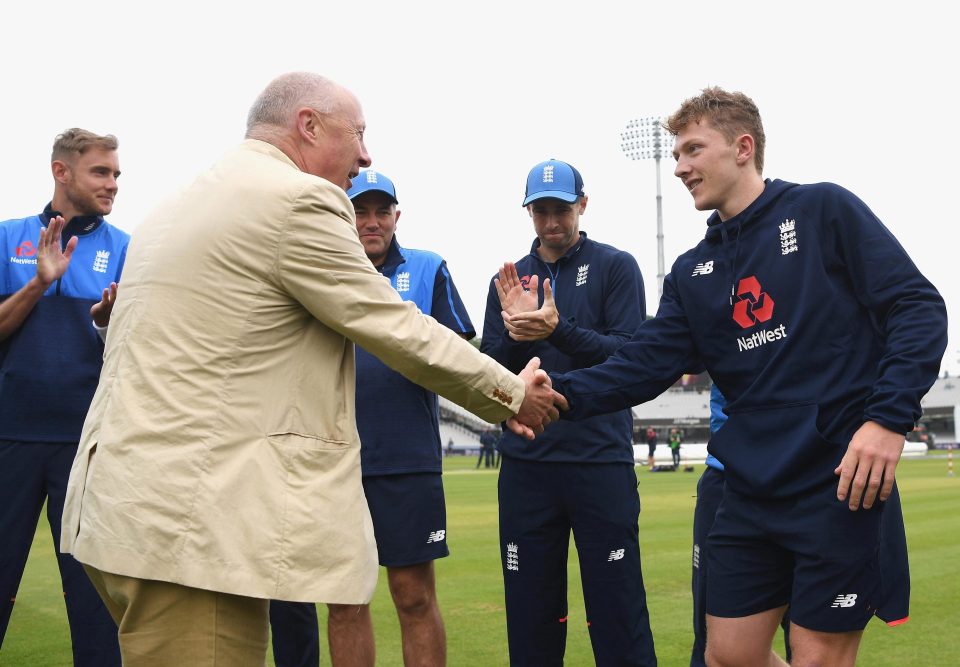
710, 403, 843, 498
266, 431, 371, 576
267, 431, 352, 451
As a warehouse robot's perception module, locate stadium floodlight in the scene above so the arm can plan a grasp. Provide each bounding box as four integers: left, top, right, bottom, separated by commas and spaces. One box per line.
620, 117, 675, 298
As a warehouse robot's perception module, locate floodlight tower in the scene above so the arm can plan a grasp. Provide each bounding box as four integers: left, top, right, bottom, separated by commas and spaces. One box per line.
620, 117, 675, 297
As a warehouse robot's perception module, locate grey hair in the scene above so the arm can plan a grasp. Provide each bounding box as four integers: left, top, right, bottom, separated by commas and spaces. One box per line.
245, 72, 341, 134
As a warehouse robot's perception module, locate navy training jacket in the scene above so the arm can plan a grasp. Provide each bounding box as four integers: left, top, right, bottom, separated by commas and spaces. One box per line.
355, 236, 475, 475
0, 206, 130, 442
481, 232, 645, 463
551, 180, 947, 497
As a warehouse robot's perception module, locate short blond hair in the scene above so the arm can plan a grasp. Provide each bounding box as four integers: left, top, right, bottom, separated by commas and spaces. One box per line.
51, 128, 118, 163
664, 87, 766, 174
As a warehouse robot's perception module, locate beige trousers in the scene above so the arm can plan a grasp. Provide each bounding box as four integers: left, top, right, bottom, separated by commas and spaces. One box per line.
84, 565, 269, 666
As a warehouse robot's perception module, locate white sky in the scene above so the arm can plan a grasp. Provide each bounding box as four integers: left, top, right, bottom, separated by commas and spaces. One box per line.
4, 1, 958, 375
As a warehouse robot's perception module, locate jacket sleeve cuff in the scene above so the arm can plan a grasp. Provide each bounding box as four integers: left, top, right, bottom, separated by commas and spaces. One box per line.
547, 317, 574, 346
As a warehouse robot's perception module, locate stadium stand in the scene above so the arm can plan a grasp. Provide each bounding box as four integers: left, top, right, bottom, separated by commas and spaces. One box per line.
439, 397, 489, 454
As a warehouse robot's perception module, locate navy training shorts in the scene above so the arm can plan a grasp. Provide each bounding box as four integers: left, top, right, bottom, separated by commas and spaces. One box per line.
362, 472, 448, 567
706, 479, 901, 632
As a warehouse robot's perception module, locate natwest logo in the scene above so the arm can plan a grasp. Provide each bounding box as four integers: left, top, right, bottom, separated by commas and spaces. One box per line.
16, 240, 37, 257
732, 275, 774, 329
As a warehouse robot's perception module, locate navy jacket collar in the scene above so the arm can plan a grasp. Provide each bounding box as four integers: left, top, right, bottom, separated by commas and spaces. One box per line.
704, 179, 797, 243
376, 236, 406, 275
41, 202, 104, 237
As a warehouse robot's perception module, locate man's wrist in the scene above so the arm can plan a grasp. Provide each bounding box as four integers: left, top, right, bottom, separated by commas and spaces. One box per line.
28, 275, 52, 292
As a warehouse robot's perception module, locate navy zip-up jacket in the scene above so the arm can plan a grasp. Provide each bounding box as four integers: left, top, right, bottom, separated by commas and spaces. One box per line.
481, 232, 645, 463
0, 205, 129, 443
551, 180, 947, 496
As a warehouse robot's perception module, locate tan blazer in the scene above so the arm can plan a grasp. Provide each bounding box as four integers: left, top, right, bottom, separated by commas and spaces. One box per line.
61, 140, 523, 603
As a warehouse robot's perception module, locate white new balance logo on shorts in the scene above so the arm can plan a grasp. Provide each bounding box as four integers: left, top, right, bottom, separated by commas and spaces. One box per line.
426, 530, 446, 544
831, 594, 857, 608
607, 549, 625, 561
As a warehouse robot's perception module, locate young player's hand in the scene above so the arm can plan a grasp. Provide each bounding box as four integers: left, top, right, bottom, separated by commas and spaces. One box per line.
506, 356, 568, 439
835, 421, 904, 510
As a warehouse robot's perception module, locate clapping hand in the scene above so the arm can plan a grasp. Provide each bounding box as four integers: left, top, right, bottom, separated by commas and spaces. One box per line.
502, 277, 559, 342
91, 282, 119, 328
37, 216, 77, 287
495, 262, 539, 316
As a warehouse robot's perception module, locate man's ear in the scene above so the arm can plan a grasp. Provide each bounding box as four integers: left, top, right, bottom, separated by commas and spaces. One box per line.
299, 108, 321, 143
51, 159, 70, 184
734, 133, 755, 167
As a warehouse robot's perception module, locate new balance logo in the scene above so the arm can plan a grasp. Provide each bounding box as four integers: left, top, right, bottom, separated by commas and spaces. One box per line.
831, 594, 858, 608
395, 271, 410, 292
92, 250, 110, 274
691, 261, 714, 276
607, 549, 625, 561
575, 263, 589, 286
426, 530, 446, 544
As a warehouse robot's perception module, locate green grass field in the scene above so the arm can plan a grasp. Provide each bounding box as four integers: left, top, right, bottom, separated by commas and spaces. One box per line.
2, 456, 958, 666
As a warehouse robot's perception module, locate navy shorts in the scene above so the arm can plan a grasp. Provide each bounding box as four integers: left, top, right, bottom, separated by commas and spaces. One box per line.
706, 480, 901, 632
362, 473, 448, 567
874, 483, 910, 626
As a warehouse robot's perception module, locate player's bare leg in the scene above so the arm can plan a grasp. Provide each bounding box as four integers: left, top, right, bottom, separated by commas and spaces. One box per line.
787, 623, 862, 667
327, 603, 374, 667
705, 606, 789, 667
387, 562, 446, 666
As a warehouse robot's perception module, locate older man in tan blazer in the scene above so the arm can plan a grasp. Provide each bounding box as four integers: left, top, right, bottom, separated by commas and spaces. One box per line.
59, 72, 563, 667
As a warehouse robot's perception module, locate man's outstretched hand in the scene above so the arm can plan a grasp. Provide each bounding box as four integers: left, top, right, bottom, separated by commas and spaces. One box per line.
505, 357, 568, 439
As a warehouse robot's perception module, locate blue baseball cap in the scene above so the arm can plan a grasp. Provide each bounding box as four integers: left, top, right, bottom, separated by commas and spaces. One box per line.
522, 159, 584, 206
347, 170, 398, 204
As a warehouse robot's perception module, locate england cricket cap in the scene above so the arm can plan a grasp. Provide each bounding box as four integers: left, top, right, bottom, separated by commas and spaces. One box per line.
347, 170, 398, 204
522, 159, 584, 206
